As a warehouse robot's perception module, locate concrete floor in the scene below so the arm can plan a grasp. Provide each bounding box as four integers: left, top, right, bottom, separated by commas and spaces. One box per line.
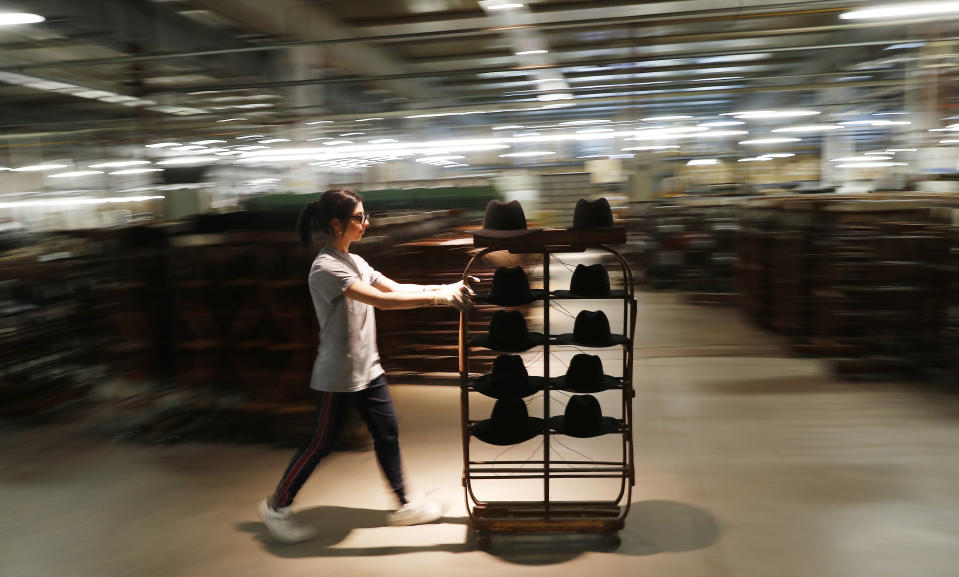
2, 291, 958, 577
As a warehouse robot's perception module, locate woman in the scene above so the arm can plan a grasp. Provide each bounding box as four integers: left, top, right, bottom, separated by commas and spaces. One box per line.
258, 188, 472, 544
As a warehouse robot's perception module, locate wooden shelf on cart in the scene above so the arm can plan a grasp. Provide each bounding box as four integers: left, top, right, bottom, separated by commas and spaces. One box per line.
471, 501, 625, 533
471, 227, 626, 252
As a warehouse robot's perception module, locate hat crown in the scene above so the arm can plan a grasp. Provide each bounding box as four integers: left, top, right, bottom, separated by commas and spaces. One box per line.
483, 199, 528, 231
569, 264, 611, 296
491, 267, 532, 302
573, 310, 612, 345
566, 353, 604, 385
490, 397, 531, 426
490, 354, 529, 383
488, 310, 531, 350
564, 395, 604, 436
572, 197, 614, 228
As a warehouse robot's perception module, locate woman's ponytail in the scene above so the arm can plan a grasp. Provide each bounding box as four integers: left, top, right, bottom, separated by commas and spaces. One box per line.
297, 189, 362, 247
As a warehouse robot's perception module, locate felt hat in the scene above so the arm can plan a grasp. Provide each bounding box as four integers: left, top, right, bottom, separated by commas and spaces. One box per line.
571, 197, 615, 229
473, 354, 545, 399
549, 394, 621, 438
472, 310, 547, 352
556, 310, 627, 347
549, 353, 622, 393
552, 264, 626, 299
474, 266, 545, 306
471, 397, 546, 445
472, 199, 543, 239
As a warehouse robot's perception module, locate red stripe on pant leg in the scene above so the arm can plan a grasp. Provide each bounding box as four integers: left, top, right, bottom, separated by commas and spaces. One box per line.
276, 391, 337, 506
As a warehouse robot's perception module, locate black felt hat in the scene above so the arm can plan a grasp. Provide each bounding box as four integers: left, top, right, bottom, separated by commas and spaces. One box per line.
472, 199, 543, 239
550, 353, 622, 393
556, 310, 627, 347
472, 310, 547, 352
471, 397, 546, 445
571, 197, 615, 229
552, 264, 627, 299
475, 267, 545, 306
549, 394, 621, 438
473, 354, 545, 399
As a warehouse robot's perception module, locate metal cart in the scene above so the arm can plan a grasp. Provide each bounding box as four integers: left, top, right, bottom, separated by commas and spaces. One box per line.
459, 228, 637, 549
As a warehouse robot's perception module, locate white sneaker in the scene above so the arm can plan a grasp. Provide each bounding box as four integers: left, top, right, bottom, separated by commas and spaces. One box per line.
258, 499, 316, 544
388, 495, 444, 526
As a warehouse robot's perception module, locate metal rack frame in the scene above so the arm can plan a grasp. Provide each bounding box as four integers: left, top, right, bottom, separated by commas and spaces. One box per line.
458, 231, 637, 549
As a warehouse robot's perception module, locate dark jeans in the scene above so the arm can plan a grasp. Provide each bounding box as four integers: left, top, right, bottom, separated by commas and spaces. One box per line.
271, 374, 405, 508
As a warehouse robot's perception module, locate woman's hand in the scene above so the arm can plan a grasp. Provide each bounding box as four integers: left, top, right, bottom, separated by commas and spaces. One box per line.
433, 284, 473, 311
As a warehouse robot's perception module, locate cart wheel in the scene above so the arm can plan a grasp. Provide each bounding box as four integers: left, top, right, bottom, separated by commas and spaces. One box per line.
605, 534, 621, 550
475, 533, 492, 550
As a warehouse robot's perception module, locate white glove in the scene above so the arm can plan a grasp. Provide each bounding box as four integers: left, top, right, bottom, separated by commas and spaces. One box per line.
441, 276, 478, 296
433, 286, 472, 312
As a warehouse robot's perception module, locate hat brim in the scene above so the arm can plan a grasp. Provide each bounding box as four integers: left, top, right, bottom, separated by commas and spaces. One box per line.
550, 289, 628, 300
554, 333, 628, 347
471, 332, 547, 352
568, 225, 622, 231
549, 374, 622, 393
548, 415, 621, 438
472, 228, 544, 239
473, 375, 545, 399
471, 417, 546, 445
474, 289, 546, 306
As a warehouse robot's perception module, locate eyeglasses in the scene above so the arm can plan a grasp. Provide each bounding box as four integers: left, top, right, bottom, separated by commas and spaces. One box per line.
348, 213, 371, 224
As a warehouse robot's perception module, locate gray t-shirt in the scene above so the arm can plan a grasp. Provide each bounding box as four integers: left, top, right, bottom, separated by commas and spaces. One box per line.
307, 246, 385, 392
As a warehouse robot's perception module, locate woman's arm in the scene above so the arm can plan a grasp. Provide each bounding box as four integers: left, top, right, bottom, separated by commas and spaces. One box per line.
374, 274, 479, 294
373, 276, 442, 293
345, 280, 468, 310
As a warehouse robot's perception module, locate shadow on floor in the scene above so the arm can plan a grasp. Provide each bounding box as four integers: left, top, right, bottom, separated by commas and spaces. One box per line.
238, 499, 720, 565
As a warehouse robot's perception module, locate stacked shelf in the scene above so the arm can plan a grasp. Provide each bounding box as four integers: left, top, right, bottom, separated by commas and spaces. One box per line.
459, 226, 637, 548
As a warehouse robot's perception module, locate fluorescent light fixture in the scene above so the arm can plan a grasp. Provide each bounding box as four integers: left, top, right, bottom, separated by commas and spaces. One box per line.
193, 140, 227, 145
831, 156, 892, 162
249, 178, 281, 185
356, 117, 383, 122
369, 139, 399, 144
885, 42, 926, 50
89, 160, 151, 168
835, 162, 907, 167
739, 138, 801, 144
886, 148, 917, 152
146, 142, 180, 148
171, 145, 208, 152
560, 119, 611, 126
939, 139, 959, 144
48, 170, 104, 178
699, 120, 746, 127
772, 124, 841, 133
338, 133, 365, 137
622, 145, 680, 151
642, 115, 693, 121
696, 130, 749, 138
516, 50, 548, 56
0, 13, 45, 25
576, 128, 616, 134
109, 168, 163, 175
730, 110, 820, 119
687, 159, 719, 166
216, 117, 247, 122
323, 140, 354, 146
841, 2, 959, 19
499, 151, 556, 158
12, 164, 67, 172
0, 195, 163, 209
484, 1, 525, 10
492, 125, 525, 130
537, 93, 574, 101
305, 120, 334, 125
738, 157, 771, 162
236, 134, 265, 140
259, 138, 291, 144
763, 153, 795, 158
